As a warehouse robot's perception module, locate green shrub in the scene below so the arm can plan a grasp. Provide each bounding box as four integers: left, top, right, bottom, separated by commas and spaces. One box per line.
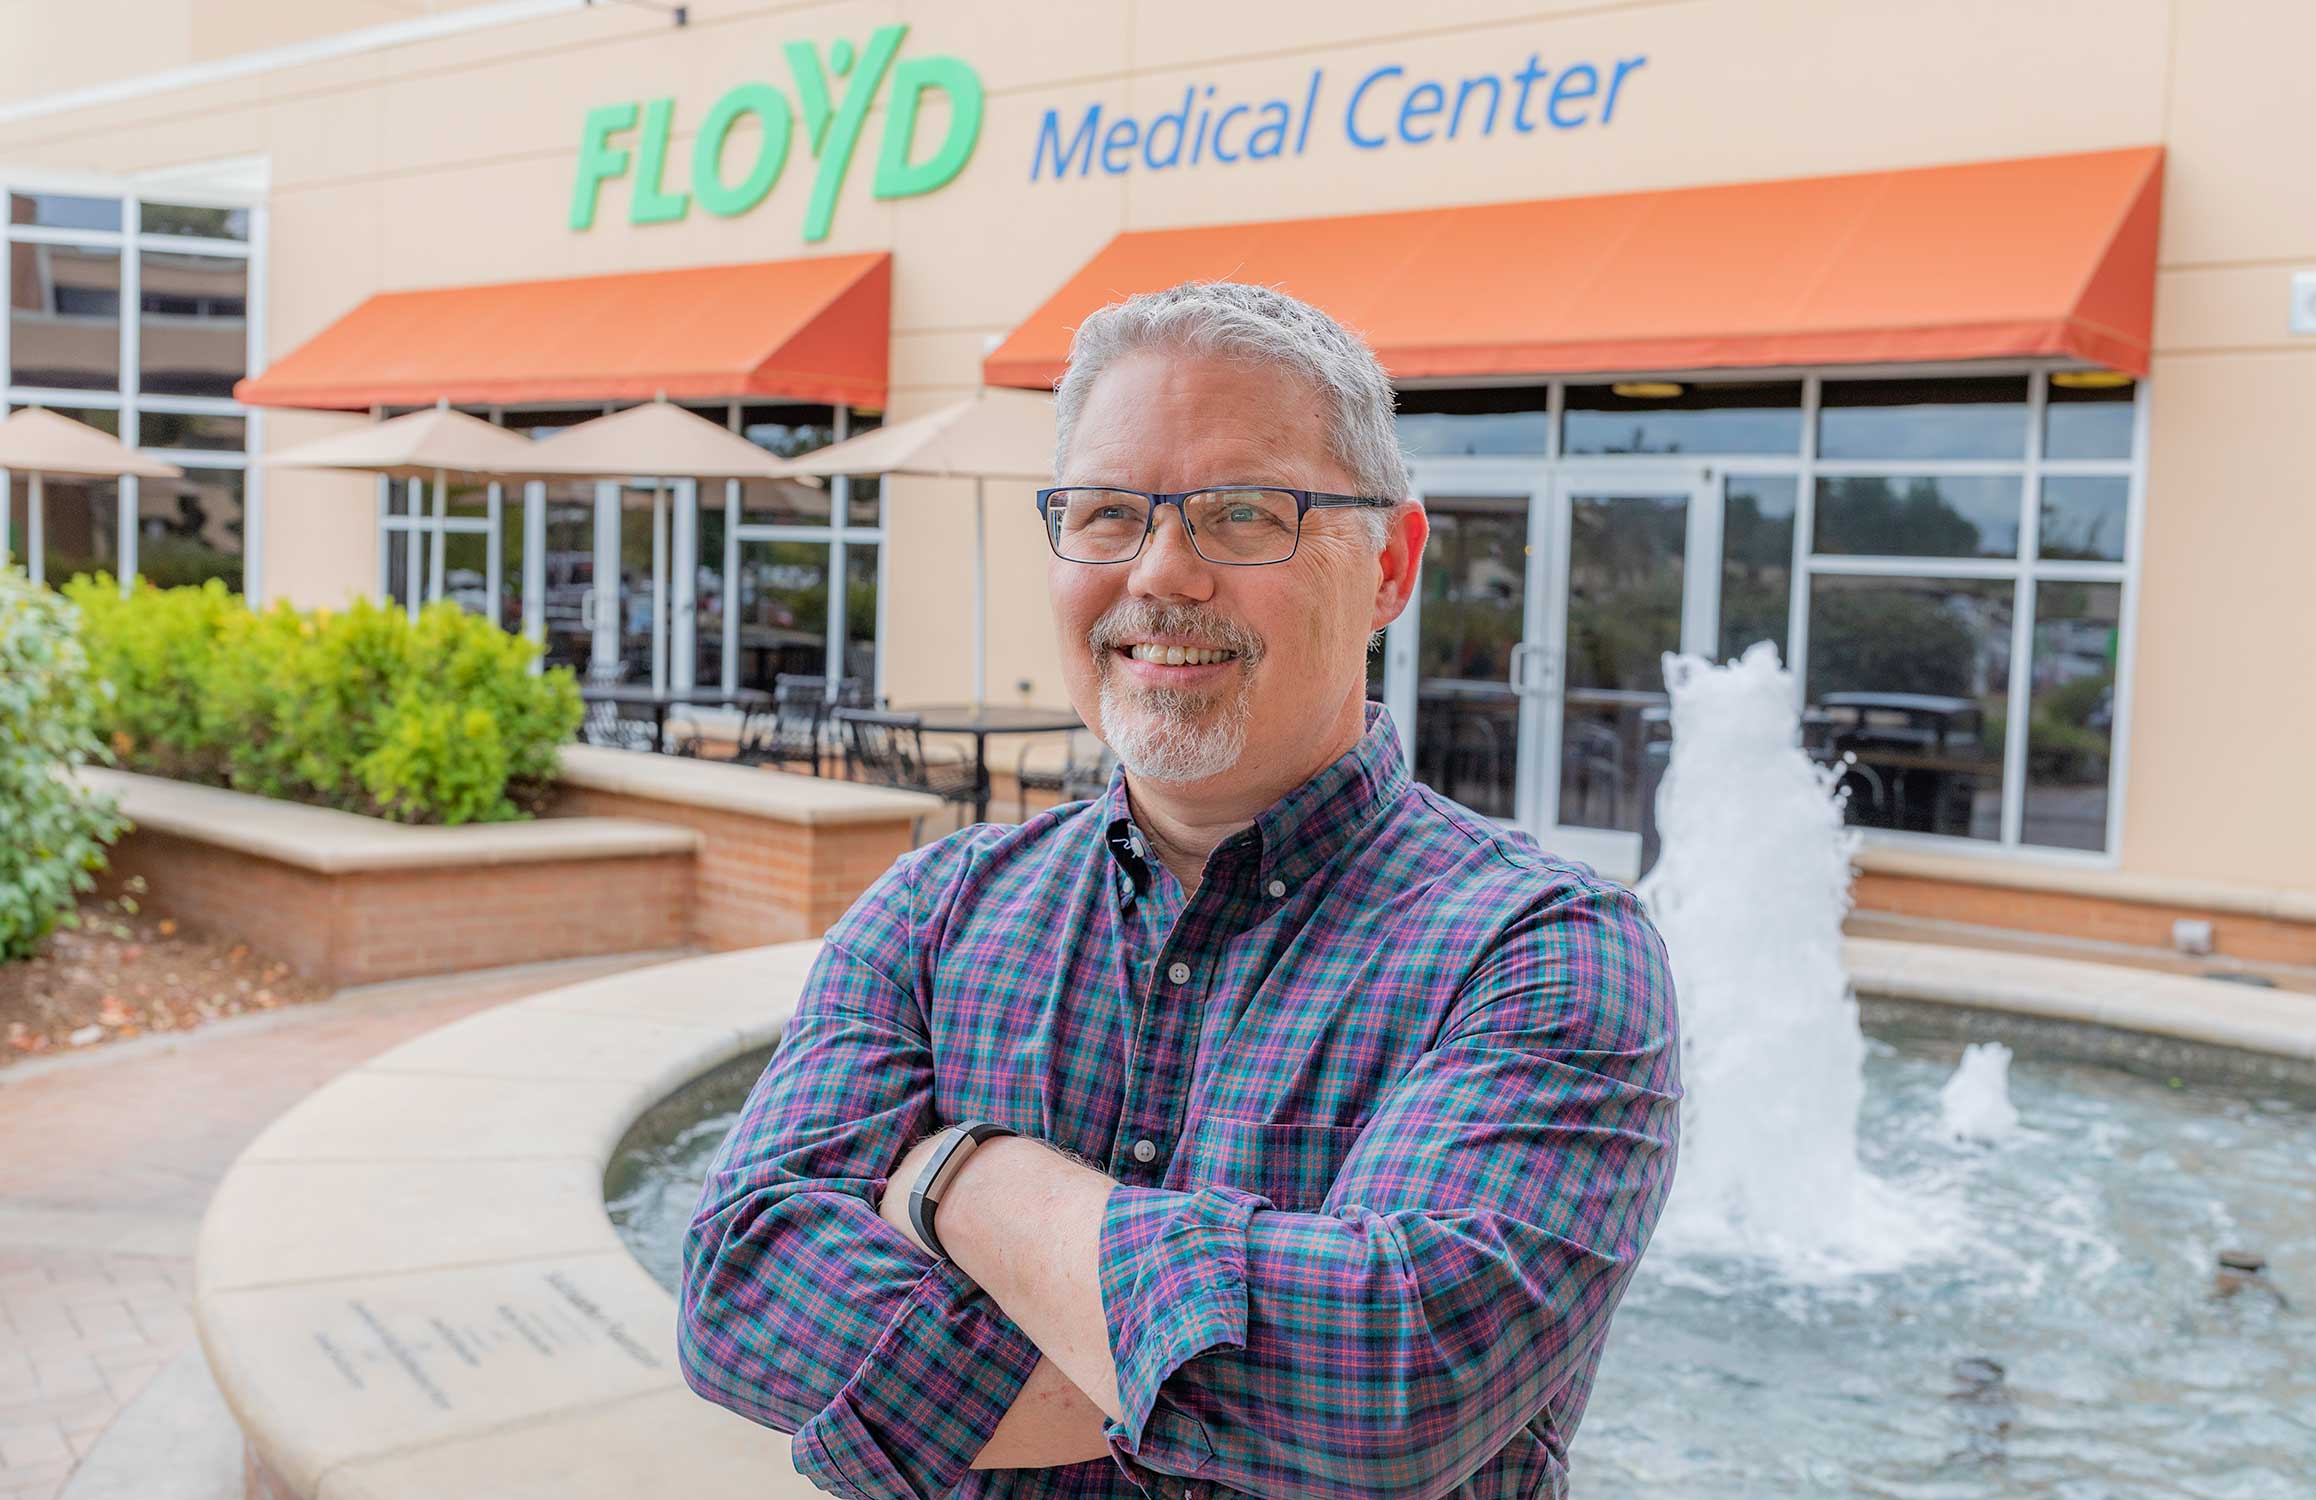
65, 576, 580, 825
1, 562, 129, 962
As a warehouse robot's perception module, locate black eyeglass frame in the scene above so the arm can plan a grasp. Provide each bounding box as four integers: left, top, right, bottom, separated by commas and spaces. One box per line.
1033, 485, 1399, 566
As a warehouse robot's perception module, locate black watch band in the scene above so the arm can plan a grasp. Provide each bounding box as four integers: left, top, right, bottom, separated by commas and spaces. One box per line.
907, 1120, 1016, 1264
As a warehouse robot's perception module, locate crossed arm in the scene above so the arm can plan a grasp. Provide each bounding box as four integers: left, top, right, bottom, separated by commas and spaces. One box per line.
677, 862, 1680, 1500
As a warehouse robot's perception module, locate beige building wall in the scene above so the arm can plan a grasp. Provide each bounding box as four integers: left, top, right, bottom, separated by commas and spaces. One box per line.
2, 0, 2310, 888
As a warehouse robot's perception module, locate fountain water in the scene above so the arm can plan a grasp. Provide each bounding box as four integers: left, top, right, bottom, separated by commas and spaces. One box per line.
1635, 641, 1953, 1276
1939, 1041, 2024, 1143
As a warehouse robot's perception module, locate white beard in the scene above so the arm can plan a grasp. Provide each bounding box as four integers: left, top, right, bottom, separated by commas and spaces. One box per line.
1098, 666, 1254, 783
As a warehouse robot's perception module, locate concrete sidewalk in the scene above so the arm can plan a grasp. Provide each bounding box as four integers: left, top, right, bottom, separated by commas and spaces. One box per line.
0, 951, 682, 1500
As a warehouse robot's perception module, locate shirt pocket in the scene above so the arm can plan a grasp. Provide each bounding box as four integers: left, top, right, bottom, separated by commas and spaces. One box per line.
1175, 1113, 1368, 1213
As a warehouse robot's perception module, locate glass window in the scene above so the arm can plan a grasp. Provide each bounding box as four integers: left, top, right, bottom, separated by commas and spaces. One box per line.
844, 408, 883, 526
1813, 475, 2022, 559
1413, 494, 1529, 820
137, 410, 244, 451
1719, 474, 1797, 662
1818, 376, 2029, 460
843, 542, 879, 687
2044, 376, 2135, 460
505, 407, 604, 441
739, 477, 833, 526
12, 473, 121, 585
18, 405, 120, 436
2037, 475, 2129, 562
738, 403, 838, 457
2022, 581, 2119, 851
137, 466, 243, 591
10, 243, 120, 389
538, 484, 597, 673
9, 192, 119, 232
733, 538, 829, 692
140, 251, 247, 397
694, 495, 727, 687
138, 202, 251, 241
440, 483, 499, 623
1563, 380, 1802, 456
1395, 387, 1551, 457
1560, 490, 1687, 834
1805, 574, 2011, 841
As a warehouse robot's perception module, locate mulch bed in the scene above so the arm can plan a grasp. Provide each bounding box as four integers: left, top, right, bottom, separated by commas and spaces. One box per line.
1, 877, 333, 1068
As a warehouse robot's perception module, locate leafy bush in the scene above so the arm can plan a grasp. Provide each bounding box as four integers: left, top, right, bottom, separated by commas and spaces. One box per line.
1, 562, 128, 962
65, 576, 580, 825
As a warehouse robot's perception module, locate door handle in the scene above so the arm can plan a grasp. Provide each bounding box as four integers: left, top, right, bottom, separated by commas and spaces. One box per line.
1509, 642, 1555, 698
579, 587, 598, 632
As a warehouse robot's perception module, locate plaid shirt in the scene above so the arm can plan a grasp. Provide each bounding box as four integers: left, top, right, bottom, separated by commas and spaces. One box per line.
681, 699, 1680, 1500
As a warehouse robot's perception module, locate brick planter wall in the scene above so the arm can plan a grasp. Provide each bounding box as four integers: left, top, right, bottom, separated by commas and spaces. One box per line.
553, 785, 916, 950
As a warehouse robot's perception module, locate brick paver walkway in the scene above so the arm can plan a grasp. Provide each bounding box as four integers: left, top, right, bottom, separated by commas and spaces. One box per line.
0, 951, 678, 1500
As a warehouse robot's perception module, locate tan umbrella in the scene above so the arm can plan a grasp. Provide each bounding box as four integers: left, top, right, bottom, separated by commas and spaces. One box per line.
524, 398, 790, 697
0, 407, 183, 586
769, 389, 1056, 701
263, 405, 545, 616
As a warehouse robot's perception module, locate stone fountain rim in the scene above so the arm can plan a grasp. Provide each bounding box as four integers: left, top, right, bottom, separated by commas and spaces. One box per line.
188, 936, 2315, 1499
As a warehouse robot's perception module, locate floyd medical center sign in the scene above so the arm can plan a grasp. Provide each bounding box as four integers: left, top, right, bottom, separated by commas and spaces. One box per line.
570, 24, 1648, 241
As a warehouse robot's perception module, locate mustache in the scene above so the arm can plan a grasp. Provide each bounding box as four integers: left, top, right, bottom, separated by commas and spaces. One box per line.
1088, 604, 1265, 660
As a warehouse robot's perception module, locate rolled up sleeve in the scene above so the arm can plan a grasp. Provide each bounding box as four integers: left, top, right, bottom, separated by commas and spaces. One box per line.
678, 851, 1042, 1500
1094, 880, 1682, 1500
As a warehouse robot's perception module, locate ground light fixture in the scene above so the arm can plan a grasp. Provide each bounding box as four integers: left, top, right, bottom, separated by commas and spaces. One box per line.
1611, 381, 1687, 399
2050, 369, 2135, 389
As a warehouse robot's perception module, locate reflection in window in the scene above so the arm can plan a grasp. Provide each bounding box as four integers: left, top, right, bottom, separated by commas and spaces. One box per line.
2038, 475, 2129, 562
538, 485, 597, 673
734, 539, 830, 693
136, 466, 244, 590
1805, 574, 2011, 841
1563, 380, 1802, 456
1719, 475, 1796, 661
11, 473, 120, 585
10, 243, 121, 389
1395, 387, 1551, 457
1560, 491, 1686, 833
739, 477, 833, 526
140, 202, 251, 241
844, 543, 879, 687
2044, 376, 2135, 460
140, 251, 248, 397
9, 193, 119, 232
30, 406, 120, 436
2022, 581, 2119, 851
1813, 475, 2021, 559
694, 495, 727, 688
139, 410, 244, 451
1413, 495, 1528, 819
845, 409, 883, 525
738, 403, 838, 456
437, 485, 509, 627
1818, 375, 2028, 460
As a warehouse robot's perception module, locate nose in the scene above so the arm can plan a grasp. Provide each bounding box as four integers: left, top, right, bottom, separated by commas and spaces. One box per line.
1125, 500, 1214, 600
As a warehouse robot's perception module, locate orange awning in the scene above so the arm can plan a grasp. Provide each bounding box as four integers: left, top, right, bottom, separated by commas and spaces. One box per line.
237, 253, 890, 411
984, 148, 2163, 387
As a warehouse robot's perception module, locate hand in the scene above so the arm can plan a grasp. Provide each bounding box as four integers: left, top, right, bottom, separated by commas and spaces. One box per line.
877, 1127, 949, 1257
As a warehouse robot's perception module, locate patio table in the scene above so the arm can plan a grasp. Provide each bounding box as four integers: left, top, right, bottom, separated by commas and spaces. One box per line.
577, 683, 774, 754
887, 702, 1086, 824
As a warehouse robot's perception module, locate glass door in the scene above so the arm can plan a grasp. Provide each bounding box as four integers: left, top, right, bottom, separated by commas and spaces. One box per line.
1399, 467, 1550, 827
1539, 466, 1715, 874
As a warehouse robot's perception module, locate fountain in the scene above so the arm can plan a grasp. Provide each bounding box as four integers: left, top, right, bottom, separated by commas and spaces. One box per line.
604, 643, 2316, 1497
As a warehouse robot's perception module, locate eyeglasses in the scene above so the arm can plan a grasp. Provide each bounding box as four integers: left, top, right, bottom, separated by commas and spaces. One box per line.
1034, 486, 1396, 566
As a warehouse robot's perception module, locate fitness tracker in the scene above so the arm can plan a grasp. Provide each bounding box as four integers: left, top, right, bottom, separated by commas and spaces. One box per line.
906, 1120, 1017, 1264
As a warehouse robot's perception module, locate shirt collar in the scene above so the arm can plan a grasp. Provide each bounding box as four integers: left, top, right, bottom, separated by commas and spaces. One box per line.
1101, 699, 1409, 903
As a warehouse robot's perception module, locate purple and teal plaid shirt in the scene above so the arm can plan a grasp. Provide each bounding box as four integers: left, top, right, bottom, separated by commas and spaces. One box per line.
680, 700, 1680, 1500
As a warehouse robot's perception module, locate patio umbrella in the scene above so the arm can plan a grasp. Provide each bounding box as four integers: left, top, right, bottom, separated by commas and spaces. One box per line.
262, 405, 544, 615
522, 396, 790, 697
0, 408, 184, 585
767, 388, 1055, 702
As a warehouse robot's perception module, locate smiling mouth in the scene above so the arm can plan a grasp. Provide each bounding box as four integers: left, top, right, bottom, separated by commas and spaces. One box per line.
1115, 643, 1242, 667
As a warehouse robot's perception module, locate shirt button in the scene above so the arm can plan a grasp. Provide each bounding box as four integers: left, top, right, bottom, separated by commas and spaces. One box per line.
1167, 961, 1190, 985
1132, 1137, 1159, 1163
1266, 879, 1287, 898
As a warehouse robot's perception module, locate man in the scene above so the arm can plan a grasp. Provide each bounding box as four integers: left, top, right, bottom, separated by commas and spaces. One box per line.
679, 281, 1681, 1500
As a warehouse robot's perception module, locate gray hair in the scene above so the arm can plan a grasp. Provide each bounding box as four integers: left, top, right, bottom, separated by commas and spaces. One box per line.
1051, 280, 1413, 551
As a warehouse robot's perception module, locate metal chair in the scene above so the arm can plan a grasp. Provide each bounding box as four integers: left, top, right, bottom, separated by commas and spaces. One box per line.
1016, 729, 1115, 819
832, 707, 981, 835
577, 659, 657, 753
730, 675, 842, 775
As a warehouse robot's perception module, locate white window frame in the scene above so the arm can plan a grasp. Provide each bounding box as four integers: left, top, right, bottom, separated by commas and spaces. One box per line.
1, 165, 262, 599
1390, 359, 2145, 867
